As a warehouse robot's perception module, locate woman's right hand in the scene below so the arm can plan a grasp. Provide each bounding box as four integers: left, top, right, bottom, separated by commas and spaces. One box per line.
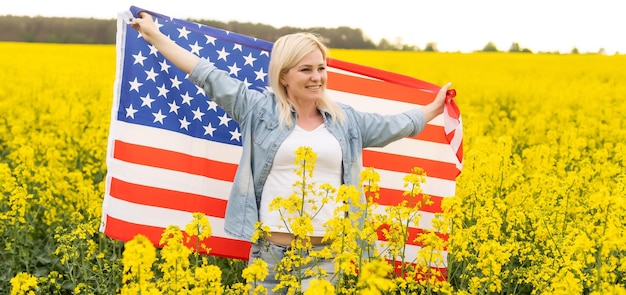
129, 11, 200, 74
130, 12, 161, 44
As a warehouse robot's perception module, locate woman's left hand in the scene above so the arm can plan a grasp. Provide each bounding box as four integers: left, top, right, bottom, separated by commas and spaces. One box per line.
422, 82, 452, 122
433, 82, 452, 110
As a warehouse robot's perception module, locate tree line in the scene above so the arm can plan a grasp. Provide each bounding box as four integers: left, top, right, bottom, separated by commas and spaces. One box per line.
0, 15, 387, 49
0, 15, 589, 53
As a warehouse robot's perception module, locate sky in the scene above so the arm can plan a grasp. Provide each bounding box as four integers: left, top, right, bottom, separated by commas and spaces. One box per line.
2, 0, 625, 54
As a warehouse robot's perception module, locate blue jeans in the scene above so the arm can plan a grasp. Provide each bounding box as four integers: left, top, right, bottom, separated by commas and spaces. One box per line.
248, 239, 335, 294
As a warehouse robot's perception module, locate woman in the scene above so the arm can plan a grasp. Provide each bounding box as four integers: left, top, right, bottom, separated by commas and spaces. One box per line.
130, 11, 451, 293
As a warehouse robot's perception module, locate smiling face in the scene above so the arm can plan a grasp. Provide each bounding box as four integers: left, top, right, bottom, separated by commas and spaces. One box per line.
280, 49, 327, 105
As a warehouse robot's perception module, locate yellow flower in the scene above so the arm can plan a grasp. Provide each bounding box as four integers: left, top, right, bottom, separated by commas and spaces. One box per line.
10, 272, 38, 295
290, 216, 314, 239
251, 221, 271, 243
185, 212, 213, 255
185, 212, 212, 241
357, 260, 395, 294
304, 278, 335, 295
157, 225, 193, 293
192, 265, 223, 295
294, 146, 317, 178
119, 235, 162, 294
242, 258, 269, 284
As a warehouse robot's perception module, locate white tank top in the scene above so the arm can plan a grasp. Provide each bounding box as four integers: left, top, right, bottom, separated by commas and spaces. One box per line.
259, 124, 342, 236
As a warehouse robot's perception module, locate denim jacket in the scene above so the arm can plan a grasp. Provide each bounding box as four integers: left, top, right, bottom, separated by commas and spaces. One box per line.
188, 58, 426, 241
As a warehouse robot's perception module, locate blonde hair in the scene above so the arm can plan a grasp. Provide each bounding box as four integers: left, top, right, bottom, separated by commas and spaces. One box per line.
268, 32, 345, 128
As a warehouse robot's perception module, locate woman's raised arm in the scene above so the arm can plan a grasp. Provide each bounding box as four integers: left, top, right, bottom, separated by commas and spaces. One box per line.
130, 12, 200, 74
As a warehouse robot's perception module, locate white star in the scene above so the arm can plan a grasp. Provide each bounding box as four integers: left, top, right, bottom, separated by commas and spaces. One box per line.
195, 85, 206, 96
125, 104, 138, 118
159, 59, 171, 73
243, 53, 256, 67
145, 67, 159, 82
154, 18, 164, 30
179, 116, 191, 130
148, 44, 158, 56
205, 35, 216, 45
191, 107, 205, 121
152, 110, 166, 124
229, 128, 241, 142
233, 43, 242, 51
228, 62, 241, 77
168, 100, 180, 114
181, 91, 194, 105
216, 47, 230, 61
170, 76, 183, 90
177, 26, 191, 39
157, 84, 169, 98
207, 100, 218, 112
129, 78, 143, 92
132, 51, 147, 65
218, 113, 232, 126
242, 78, 252, 88
203, 122, 217, 136
189, 41, 203, 55
260, 50, 269, 56
254, 68, 267, 82
140, 93, 155, 108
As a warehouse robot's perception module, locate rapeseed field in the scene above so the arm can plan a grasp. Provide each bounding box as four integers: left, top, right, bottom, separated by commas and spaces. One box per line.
1, 42, 625, 294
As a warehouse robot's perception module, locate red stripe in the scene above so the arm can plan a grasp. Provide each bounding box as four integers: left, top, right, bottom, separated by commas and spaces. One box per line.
113, 140, 236, 182
377, 224, 449, 247
328, 71, 435, 106
444, 129, 464, 164
363, 150, 459, 180
445, 98, 461, 120
115, 135, 457, 183
103, 215, 250, 260
374, 187, 443, 213
109, 177, 227, 218
414, 125, 447, 144
328, 68, 450, 146
328, 58, 440, 92
387, 260, 448, 280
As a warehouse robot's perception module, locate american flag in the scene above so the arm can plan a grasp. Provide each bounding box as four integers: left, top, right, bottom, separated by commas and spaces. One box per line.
100, 6, 463, 266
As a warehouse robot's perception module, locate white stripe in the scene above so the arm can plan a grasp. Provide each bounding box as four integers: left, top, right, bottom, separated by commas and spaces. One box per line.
375, 241, 448, 268
329, 89, 445, 126
112, 120, 242, 164
327, 66, 440, 98
113, 119, 457, 168
443, 107, 460, 134
102, 195, 243, 241
101, 194, 446, 267
104, 157, 446, 229
372, 205, 440, 231
107, 158, 233, 200
107, 155, 454, 205
377, 169, 456, 198
444, 112, 463, 170
328, 66, 378, 80
102, 166, 445, 232
366, 138, 458, 164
